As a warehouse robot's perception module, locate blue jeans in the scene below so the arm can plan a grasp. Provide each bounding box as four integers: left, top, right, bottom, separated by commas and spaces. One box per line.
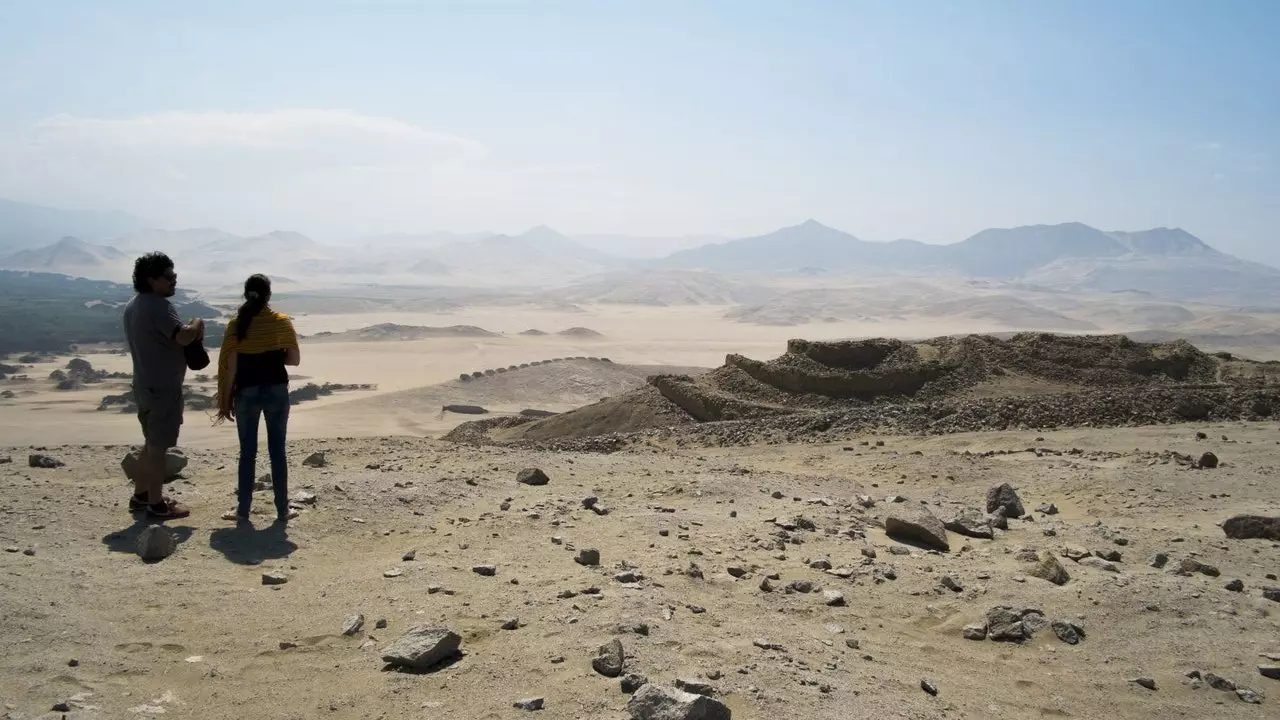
235, 383, 290, 517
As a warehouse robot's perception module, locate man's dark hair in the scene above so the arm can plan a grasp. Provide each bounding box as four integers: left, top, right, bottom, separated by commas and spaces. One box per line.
133, 252, 174, 293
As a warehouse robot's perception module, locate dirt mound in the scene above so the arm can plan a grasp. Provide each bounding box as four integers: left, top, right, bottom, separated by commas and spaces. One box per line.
557, 326, 604, 339
457, 333, 1275, 447
307, 323, 499, 342
491, 385, 696, 442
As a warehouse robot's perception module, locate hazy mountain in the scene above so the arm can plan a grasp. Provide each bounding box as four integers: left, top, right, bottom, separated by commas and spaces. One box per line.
571, 233, 730, 258
356, 231, 493, 249
942, 222, 1126, 277
113, 228, 243, 255
0, 198, 148, 251
423, 226, 623, 281
661, 220, 1280, 305
0, 237, 129, 273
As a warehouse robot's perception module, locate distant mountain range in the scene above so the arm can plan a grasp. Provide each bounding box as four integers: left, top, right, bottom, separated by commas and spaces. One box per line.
1, 197, 1277, 306
0, 198, 148, 250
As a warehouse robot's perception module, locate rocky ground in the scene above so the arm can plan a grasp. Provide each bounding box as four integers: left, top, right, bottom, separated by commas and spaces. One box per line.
1, 421, 1279, 719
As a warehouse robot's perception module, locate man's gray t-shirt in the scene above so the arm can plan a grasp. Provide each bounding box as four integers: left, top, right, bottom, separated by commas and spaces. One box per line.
123, 293, 186, 389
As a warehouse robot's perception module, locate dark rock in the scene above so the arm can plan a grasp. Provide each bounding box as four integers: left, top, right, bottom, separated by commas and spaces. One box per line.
472, 564, 498, 576
136, 525, 176, 562
962, 621, 988, 640
592, 638, 624, 678
621, 673, 650, 694
1198, 452, 1219, 469
1263, 587, 1280, 602
884, 505, 950, 551
1225, 579, 1245, 592
1149, 552, 1169, 569
1052, 620, 1085, 645
303, 451, 327, 468
986, 483, 1025, 518
28, 454, 64, 469
940, 575, 964, 593
944, 508, 994, 539
381, 626, 462, 670
626, 684, 731, 720
575, 548, 601, 566
788, 579, 814, 593
1222, 515, 1280, 541
921, 679, 939, 696
1257, 665, 1280, 680
986, 607, 1028, 642
1095, 549, 1122, 562
517, 468, 550, 486
1037, 503, 1059, 515
1130, 677, 1157, 690
513, 697, 545, 711
262, 571, 288, 585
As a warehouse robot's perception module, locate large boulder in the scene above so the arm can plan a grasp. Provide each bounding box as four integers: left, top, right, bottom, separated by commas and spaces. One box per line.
884, 505, 949, 551
627, 684, 731, 720
944, 508, 994, 539
986, 483, 1025, 518
517, 468, 550, 486
1222, 515, 1280, 541
122, 448, 188, 481
380, 626, 461, 671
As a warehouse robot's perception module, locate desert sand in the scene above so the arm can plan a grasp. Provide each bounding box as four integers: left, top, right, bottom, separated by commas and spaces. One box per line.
2, 305, 1279, 720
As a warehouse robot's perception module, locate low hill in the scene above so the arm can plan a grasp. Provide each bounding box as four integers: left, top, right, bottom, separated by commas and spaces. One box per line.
557, 327, 604, 339
454, 333, 1280, 447
552, 269, 769, 306
306, 323, 500, 342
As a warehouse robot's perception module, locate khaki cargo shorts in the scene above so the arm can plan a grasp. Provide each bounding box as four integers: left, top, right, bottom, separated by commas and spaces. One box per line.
134, 386, 184, 449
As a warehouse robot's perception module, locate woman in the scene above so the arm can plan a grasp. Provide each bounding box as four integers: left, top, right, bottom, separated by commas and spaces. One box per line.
216, 274, 300, 523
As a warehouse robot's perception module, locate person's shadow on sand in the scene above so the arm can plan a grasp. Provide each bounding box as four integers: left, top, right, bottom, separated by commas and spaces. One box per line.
101, 517, 195, 554
209, 522, 298, 565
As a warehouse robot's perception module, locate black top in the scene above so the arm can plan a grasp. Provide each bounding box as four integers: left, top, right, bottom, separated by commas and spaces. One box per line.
236, 349, 288, 390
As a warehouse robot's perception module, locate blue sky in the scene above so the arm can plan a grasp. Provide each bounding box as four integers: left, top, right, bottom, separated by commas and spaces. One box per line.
0, 0, 1275, 260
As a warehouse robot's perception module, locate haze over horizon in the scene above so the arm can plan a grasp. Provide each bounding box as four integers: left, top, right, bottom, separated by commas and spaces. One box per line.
0, 1, 1276, 262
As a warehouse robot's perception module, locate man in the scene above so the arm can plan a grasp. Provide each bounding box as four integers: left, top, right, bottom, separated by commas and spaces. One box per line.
122, 252, 204, 519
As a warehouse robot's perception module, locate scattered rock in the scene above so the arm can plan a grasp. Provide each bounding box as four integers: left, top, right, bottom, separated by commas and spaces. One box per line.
940, 575, 964, 593
575, 548, 601, 566
501, 618, 521, 630
513, 697, 545, 711
626, 684, 731, 720
615, 570, 643, 583
1198, 451, 1219, 469
1023, 550, 1070, 585
1258, 665, 1280, 680
135, 525, 176, 562
302, 451, 327, 468
293, 490, 317, 505
1204, 673, 1236, 691
1172, 558, 1220, 577
472, 564, 498, 576
402, 549, 417, 561
884, 505, 950, 551
380, 626, 462, 671
1262, 587, 1280, 603
1078, 556, 1119, 573
962, 621, 988, 641
674, 678, 716, 696
1037, 503, 1059, 515
621, 673, 650, 694
921, 679, 939, 696
788, 579, 814, 593
517, 468, 550, 486
52, 702, 71, 713
592, 638, 625, 678
1149, 553, 1169, 569
758, 577, 775, 592
1236, 688, 1263, 704
1225, 579, 1245, 592
986, 483, 1025, 518
1222, 515, 1280, 541
28, 453, 64, 469
262, 571, 289, 585
1130, 677, 1157, 691
1051, 620, 1085, 645
944, 508, 994, 539
822, 590, 846, 606
1095, 549, 1122, 562
726, 566, 748, 579
986, 607, 1028, 642
342, 614, 365, 636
